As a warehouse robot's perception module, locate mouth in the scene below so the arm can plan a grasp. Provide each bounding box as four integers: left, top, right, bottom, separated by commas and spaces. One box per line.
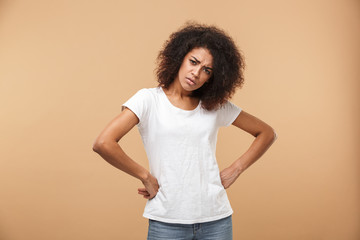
186, 77, 196, 85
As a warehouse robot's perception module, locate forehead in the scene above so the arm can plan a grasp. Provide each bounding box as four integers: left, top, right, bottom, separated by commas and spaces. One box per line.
187, 47, 213, 65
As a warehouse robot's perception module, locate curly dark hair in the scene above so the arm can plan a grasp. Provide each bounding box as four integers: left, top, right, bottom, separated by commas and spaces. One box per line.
156, 21, 245, 110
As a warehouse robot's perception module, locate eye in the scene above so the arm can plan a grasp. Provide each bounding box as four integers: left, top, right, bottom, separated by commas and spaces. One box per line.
189, 59, 197, 65
203, 68, 211, 75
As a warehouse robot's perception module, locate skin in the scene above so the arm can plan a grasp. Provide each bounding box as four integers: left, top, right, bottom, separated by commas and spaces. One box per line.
92, 47, 277, 200
161, 47, 214, 110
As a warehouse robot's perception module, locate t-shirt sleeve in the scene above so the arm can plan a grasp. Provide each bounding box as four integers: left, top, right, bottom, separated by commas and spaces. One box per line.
217, 101, 242, 127
122, 88, 151, 125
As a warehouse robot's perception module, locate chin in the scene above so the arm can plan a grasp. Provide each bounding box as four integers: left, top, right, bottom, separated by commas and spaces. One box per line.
180, 83, 195, 92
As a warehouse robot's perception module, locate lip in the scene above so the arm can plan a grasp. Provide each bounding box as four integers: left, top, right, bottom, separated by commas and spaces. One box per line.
186, 77, 196, 85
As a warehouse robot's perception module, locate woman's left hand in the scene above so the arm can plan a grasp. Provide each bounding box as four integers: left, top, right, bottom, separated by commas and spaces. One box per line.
220, 166, 241, 189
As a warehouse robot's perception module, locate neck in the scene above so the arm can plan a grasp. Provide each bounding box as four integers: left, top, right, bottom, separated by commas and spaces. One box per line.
165, 77, 192, 98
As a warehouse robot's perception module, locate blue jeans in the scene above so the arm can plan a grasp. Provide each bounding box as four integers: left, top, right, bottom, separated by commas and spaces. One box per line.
147, 215, 233, 240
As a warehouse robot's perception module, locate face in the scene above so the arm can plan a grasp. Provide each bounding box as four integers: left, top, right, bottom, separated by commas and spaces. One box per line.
175, 47, 213, 92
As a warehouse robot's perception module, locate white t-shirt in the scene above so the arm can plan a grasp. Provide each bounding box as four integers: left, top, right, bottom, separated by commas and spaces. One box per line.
122, 87, 242, 224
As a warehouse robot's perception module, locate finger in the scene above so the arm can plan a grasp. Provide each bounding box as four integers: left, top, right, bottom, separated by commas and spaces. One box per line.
138, 191, 149, 195
138, 188, 146, 191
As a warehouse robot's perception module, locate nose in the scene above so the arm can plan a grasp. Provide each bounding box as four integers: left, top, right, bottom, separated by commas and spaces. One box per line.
192, 66, 201, 78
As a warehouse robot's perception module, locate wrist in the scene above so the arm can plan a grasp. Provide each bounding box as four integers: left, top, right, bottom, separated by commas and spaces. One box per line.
139, 170, 151, 183
232, 161, 245, 175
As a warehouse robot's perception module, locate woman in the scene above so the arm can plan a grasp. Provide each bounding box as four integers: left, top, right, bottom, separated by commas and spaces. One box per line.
93, 22, 277, 240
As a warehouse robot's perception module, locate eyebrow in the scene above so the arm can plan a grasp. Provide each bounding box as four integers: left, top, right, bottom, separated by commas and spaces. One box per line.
191, 56, 213, 70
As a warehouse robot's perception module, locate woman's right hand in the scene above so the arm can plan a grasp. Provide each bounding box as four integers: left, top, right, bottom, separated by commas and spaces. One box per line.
138, 173, 159, 199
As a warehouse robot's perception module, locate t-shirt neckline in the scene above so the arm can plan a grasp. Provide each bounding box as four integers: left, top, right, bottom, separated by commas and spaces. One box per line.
159, 87, 201, 112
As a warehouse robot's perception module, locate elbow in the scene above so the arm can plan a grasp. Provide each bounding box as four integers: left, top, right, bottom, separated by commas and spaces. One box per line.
255, 126, 278, 142
273, 130, 278, 141
259, 126, 277, 144
269, 128, 278, 143
92, 142, 101, 153
93, 138, 118, 153
92, 139, 107, 153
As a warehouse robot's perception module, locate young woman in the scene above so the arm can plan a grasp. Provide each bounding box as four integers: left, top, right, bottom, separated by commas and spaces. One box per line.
93, 22, 277, 240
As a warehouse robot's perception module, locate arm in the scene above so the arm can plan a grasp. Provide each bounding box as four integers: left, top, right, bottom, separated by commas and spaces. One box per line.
220, 110, 277, 189
92, 107, 159, 199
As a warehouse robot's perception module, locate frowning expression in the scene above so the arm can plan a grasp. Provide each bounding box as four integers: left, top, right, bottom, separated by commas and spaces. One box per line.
175, 47, 213, 92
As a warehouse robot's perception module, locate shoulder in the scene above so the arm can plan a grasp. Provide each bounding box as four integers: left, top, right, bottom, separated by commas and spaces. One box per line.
214, 100, 242, 127
123, 87, 160, 123
130, 87, 160, 100
136, 87, 161, 96
216, 100, 240, 111
126, 87, 162, 109
226, 100, 240, 108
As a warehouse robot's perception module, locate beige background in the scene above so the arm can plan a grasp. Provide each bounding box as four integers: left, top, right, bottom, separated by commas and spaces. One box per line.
1, 0, 359, 239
